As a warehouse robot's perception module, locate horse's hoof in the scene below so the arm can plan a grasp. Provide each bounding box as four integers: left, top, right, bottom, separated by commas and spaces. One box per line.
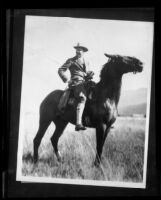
33, 154, 38, 164
56, 151, 62, 162
94, 159, 100, 167
33, 158, 38, 164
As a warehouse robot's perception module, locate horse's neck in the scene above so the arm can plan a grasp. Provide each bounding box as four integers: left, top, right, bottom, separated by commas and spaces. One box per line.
97, 75, 122, 106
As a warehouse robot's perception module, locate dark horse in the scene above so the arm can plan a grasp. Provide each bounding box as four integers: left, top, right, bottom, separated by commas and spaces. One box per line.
33, 53, 143, 165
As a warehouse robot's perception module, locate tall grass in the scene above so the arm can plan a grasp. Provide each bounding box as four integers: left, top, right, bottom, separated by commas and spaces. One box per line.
22, 114, 145, 182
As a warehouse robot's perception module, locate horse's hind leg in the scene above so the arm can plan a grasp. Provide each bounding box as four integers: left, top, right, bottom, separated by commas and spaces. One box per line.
51, 118, 68, 161
33, 120, 50, 163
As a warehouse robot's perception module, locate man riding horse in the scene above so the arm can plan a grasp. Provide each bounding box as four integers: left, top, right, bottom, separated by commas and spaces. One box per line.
58, 43, 94, 131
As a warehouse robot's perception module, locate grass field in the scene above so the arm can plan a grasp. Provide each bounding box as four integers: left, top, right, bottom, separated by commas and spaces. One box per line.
22, 113, 146, 183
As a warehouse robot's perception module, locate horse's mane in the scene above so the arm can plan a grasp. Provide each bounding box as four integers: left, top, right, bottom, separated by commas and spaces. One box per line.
99, 59, 117, 82
100, 57, 124, 81
98, 59, 122, 105
100, 62, 110, 81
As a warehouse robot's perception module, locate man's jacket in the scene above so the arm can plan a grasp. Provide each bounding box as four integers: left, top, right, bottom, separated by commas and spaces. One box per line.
58, 56, 90, 87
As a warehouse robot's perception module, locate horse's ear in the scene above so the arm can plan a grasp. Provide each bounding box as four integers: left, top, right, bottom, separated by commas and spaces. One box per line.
104, 53, 113, 58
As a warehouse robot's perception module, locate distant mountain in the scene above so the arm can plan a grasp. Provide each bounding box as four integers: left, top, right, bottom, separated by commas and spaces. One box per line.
118, 88, 148, 116
118, 103, 147, 116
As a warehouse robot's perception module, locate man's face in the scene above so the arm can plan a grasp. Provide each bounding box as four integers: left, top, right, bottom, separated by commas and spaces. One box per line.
76, 48, 84, 58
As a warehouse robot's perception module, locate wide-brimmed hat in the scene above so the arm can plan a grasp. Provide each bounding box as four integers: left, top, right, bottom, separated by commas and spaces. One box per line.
74, 43, 88, 52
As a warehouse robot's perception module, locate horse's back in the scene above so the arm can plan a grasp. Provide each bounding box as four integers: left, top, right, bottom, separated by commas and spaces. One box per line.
41, 90, 63, 105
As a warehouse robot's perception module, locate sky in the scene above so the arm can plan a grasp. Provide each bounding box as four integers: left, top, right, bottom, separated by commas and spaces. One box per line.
21, 15, 154, 112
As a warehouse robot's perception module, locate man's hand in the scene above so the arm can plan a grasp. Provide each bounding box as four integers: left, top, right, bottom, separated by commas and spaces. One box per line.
86, 71, 94, 80
67, 80, 72, 85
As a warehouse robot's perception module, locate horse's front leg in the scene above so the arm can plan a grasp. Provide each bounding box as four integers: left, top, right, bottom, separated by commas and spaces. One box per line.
94, 123, 107, 166
94, 118, 116, 166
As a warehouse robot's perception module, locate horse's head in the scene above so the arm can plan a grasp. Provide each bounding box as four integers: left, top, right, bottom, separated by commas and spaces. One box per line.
104, 53, 143, 75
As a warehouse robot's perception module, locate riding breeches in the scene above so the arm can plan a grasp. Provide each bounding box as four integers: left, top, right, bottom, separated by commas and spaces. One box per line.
73, 84, 86, 125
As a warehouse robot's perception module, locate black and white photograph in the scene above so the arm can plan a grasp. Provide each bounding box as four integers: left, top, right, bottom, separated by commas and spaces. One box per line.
16, 14, 154, 188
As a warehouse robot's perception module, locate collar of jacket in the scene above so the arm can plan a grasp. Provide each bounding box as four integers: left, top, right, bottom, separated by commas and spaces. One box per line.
72, 56, 86, 72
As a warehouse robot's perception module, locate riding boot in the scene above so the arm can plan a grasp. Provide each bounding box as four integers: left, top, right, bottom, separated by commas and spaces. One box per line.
75, 102, 86, 131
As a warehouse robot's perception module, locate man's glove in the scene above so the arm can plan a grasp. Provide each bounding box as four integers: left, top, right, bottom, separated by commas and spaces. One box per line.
67, 80, 73, 85
86, 71, 94, 80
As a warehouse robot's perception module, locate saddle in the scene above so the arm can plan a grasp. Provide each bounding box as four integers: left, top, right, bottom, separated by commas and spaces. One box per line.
58, 81, 96, 113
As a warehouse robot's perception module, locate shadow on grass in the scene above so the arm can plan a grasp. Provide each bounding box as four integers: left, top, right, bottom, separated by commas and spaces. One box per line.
23, 152, 34, 162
